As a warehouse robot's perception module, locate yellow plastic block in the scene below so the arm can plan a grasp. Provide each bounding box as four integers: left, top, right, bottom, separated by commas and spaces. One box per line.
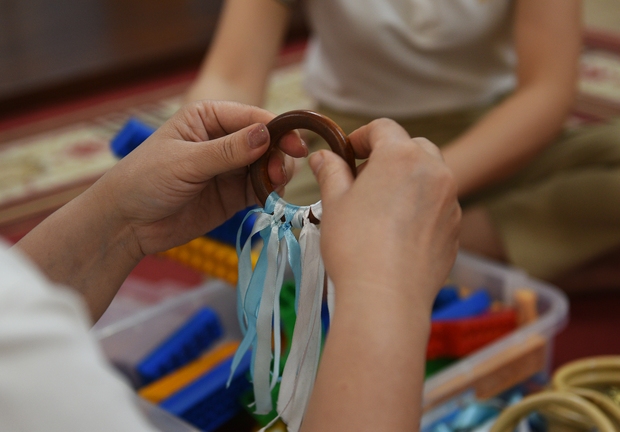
139, 341, 240, 404
159, 237, 259, 285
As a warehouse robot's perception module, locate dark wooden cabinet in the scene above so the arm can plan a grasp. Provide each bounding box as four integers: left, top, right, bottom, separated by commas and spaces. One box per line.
0, 0, 308, 115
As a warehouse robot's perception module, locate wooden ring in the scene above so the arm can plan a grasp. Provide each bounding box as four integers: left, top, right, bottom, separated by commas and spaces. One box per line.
250, 110, 357, 217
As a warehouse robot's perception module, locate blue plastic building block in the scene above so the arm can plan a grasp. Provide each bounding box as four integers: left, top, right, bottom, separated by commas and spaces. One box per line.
137, 307, 223, 385
433, 285, 460, 311
321, 300, 330, 334
110, 119, 259, 246
206, 206, 258, 247
110, 118, 156, 158
450, 402, 501, 430
160, 352, 252, 432
430, 424, 453, 432
431, 290, 491, 321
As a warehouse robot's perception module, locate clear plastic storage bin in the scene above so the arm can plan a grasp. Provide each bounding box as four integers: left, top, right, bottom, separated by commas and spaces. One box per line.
422, 251, 569, 418
95, 251, 569, 431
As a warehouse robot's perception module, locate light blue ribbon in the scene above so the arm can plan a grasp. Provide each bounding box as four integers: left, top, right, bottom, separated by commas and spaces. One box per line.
229, 192, 307, 414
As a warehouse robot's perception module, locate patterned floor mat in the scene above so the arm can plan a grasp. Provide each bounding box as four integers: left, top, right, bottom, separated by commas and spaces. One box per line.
0, 61, 312, 232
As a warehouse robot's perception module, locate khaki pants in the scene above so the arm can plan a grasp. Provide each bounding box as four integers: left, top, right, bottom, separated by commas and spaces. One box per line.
283, 104, 620, 280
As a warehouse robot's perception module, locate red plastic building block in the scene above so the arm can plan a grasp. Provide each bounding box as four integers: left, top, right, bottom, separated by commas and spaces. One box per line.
427, 309, 518, 359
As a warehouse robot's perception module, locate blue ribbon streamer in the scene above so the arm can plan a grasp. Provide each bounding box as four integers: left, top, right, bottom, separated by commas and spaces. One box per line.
229, 192, 307, 414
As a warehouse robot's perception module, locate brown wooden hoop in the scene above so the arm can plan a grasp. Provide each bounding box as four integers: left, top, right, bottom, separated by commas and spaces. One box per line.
250, 110, 356, 224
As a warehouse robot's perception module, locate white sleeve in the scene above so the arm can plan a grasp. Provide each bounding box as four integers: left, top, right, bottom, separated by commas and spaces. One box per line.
0, 243, 159, 432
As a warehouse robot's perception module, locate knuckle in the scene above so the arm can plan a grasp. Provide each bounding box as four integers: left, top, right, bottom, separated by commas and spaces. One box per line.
318, 162, 338, 184
368, 118, 403, 145
432, 165, 458, 197
393, 142, 423, 167
370, 117, 398, 129
316, 157, 347, 191
218, 136, 238, 165
411, 136, 433, 146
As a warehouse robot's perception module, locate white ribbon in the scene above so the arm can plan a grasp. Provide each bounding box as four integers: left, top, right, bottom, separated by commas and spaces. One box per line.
231, 193, 328, 431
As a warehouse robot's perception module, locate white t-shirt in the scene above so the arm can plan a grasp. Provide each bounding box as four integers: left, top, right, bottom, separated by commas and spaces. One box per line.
0, 241, 158, 431
302, 0, 517, 118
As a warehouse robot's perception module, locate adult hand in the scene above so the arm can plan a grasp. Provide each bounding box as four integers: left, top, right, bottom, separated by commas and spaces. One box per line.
97, 100, 305, 257
16, 100, 305, 321
310, 118, 461, 309
303, 119, 460, 432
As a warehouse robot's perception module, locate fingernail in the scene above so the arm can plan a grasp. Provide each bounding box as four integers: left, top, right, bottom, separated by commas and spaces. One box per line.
301, 139, 309, 157
248, 124, 269, 149
309, 152, 324, 174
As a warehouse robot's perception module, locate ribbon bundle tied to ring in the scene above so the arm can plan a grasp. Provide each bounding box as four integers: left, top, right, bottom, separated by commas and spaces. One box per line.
229, 110, 356, 431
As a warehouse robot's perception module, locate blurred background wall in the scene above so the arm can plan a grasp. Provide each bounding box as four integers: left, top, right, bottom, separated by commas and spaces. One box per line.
0, 0, 309, 117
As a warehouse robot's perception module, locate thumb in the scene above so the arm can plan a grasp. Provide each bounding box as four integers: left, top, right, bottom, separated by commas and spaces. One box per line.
194, 123, 270, 177
309, 150, 354, 207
